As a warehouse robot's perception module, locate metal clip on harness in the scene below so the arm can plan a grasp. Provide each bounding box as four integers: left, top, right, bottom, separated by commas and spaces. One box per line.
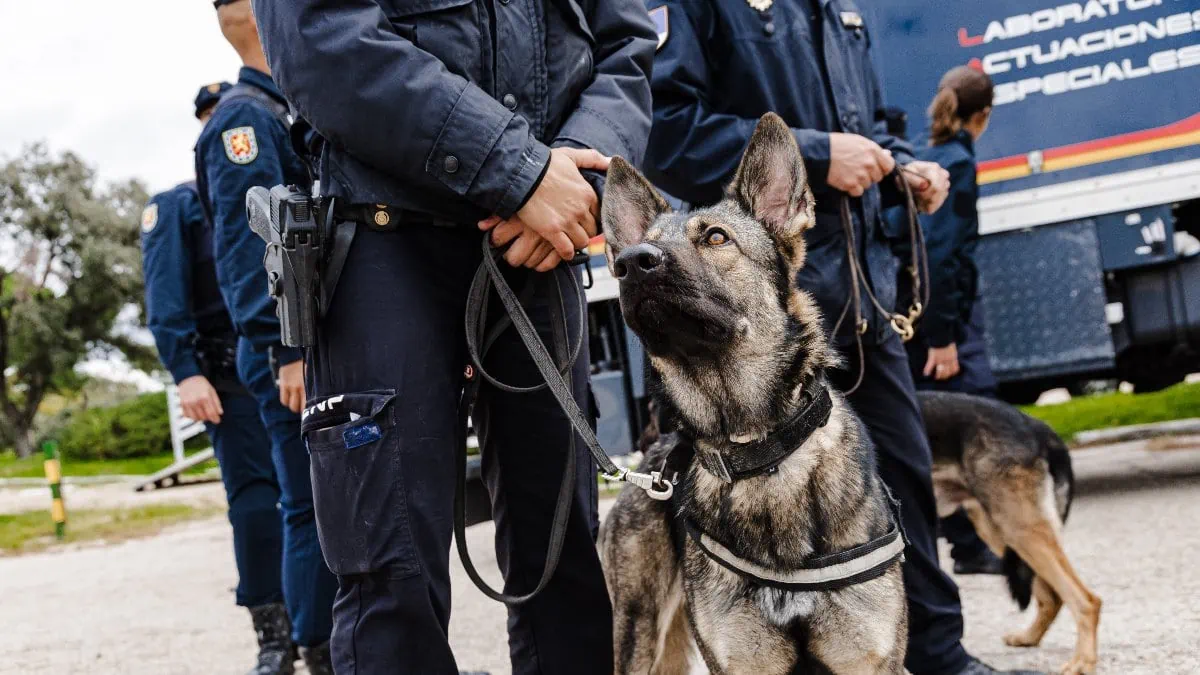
456, 236, 671, 607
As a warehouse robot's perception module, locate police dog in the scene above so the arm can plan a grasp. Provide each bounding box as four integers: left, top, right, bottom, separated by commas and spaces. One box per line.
919, 391, 1100, 675
598, 114, 908, 674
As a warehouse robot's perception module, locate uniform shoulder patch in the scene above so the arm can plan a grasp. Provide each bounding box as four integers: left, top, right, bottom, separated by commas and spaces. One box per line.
649, 6, 669, 51
221, 126, 259, 165
141, 203, 159, 233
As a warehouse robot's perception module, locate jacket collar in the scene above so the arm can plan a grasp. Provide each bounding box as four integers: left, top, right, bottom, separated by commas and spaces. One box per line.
952, 129, 975, 155
238, 67, 286, 105
694, 377, 833, 483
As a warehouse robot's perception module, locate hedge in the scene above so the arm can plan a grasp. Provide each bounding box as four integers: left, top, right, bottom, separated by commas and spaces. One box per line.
56, 392, 209, 461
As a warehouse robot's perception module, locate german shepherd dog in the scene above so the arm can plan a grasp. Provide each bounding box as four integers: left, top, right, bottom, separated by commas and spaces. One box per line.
919, 391, 1101, 675
597, 114, 908, 674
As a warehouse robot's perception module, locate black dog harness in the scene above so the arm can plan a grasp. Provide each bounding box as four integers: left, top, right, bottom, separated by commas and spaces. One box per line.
677, 383, 907, 592
683, 501, 907, 593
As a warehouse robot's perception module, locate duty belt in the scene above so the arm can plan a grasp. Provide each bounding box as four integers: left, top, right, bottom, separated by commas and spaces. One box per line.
331, 202, 458, 231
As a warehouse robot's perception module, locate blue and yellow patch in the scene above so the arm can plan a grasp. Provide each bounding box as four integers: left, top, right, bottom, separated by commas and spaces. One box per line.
141, 203, 158, 232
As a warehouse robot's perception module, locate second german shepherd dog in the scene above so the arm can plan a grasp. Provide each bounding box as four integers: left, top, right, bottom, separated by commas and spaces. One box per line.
919, 391, 1101, 675
598, 113, 908, 673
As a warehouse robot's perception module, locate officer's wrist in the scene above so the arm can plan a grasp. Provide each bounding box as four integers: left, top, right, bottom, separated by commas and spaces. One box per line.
274, 345, 303, 368
515, 154, 553, 213
170, 359, 204, 386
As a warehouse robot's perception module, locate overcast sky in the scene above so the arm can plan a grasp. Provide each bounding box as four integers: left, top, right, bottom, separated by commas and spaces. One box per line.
0, 2, 245, 390
0, 1, 243, 194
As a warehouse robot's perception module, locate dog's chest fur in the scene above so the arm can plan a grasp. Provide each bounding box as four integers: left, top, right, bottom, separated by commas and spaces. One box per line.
754, 585, 820, 625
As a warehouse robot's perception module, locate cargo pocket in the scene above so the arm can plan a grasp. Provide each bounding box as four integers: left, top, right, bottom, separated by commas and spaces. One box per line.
302, 389, 418, 578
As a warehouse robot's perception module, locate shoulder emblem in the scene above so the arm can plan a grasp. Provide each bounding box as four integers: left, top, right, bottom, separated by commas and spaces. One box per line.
649, 6, 669, 51
221, 126, 259, 165
746, 0, 772, 11
141, 203, 159, 233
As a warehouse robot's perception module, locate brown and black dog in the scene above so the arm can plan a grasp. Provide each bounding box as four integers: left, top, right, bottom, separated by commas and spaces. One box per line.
919, 391, 1101, 675
598, 113, 908, 674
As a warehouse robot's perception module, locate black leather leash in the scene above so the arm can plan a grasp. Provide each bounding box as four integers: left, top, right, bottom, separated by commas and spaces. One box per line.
832, 167, 930, 394
455, 235, 673, 606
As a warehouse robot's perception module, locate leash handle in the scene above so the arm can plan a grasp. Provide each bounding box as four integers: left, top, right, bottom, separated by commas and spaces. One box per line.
466, 235, 671, 497
456, 235, 671, 607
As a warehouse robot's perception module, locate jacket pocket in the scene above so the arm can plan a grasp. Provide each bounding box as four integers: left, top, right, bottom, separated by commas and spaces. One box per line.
378, 0, 472, 18
303, 389, 418, 578
377, 0, 480, 81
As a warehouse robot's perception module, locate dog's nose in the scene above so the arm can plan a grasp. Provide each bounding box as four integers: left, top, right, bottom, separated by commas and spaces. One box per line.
613, 243, 665, 282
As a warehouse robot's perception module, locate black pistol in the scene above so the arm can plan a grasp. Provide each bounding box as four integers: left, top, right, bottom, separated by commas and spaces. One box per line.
246, 185, 321, 348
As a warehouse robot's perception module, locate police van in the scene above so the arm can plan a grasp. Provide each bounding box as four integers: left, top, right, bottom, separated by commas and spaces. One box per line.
873, 0, 1200, 400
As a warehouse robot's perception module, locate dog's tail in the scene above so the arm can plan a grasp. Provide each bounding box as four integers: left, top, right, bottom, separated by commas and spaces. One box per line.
1002, 549, 1035, 610
1042, 424, 1075, 524
1003, 419, 1075, 610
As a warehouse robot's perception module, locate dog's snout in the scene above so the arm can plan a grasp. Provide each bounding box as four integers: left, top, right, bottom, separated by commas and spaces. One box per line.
614, 243, 665, 282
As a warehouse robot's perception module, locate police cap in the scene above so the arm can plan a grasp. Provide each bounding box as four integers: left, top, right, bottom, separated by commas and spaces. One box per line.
194, 82, 233, 119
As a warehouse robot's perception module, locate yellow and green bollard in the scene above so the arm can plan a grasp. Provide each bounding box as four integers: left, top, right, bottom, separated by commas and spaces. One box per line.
43, 440, 66, 539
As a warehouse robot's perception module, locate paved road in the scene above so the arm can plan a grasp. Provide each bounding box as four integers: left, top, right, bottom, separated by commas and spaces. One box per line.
1, 441, 1198, 674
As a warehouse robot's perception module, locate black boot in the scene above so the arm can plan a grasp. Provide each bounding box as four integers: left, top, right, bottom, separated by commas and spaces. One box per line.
952, 548, 1005, 575
247, 603, 296, 675
299, 641, 333, 675
952, 655, 1046, 675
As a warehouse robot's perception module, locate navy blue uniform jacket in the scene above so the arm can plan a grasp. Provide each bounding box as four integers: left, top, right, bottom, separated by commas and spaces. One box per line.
899, 131, 980, 349
253, 0, 657, 224
195, 67, 304, 366
141, 182, 236, 384
644, 0, 915, 343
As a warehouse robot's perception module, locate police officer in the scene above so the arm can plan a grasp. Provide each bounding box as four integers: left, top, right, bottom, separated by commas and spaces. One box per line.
252, 0, 656, 672
897, 66, 1004, 578
643, 2, 1040, 674
195, 2, 337, 671
143, 82, 297, 674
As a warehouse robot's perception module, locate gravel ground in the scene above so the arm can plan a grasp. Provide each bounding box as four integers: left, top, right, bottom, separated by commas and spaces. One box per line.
0, 478, 227, 516
1, 441, 1197, 674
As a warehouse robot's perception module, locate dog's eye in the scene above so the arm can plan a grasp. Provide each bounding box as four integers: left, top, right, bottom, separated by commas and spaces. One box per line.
704, 229, 730, 246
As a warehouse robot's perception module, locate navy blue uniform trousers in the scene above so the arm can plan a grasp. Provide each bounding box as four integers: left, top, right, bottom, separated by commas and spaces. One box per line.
207, 390, 284, 609
305, 223, 612, 675
832, 336, 968, 675
237, 340, 338, 646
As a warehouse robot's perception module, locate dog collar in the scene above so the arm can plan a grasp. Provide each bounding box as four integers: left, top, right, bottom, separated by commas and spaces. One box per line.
695, 382, 833, 483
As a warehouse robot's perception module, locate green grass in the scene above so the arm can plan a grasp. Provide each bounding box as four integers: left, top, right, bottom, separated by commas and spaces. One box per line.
0, 452, 217, 480
1020, 381, 1200, 443
0, 504, 223, 556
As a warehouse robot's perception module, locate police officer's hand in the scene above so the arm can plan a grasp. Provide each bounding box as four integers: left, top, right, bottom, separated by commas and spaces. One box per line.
178, 375, 223, 424
277, 360, 306, 414
827, 133, 895, 197
509, 147, 610, 260
476, 216, 568, 272
924, 344, 961, 381
901, 160, 951, 214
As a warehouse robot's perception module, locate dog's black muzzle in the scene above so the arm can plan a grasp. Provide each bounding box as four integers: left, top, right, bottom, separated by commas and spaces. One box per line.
612, 242, 666, 284
614, 243, 740, 362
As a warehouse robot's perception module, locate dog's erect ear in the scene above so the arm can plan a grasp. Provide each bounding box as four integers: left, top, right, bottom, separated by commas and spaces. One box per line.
602, 156, 670, 255
728, 113, 815, 240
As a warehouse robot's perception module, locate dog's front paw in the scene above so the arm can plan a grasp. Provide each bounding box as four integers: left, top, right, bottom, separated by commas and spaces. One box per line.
1058, 655, 1096, 675
1002, 631, 1040, 648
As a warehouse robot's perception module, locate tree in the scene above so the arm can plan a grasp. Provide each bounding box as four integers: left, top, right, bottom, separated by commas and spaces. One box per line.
0, 144, 153, 457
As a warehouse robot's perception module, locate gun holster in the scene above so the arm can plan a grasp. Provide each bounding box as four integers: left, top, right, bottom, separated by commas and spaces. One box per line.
246, 185, 357, 349
194, 334, 245, 395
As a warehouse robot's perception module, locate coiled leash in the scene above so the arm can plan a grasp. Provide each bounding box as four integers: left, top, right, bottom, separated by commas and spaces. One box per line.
831, 167, 931, 393
456, 235, 673, 606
